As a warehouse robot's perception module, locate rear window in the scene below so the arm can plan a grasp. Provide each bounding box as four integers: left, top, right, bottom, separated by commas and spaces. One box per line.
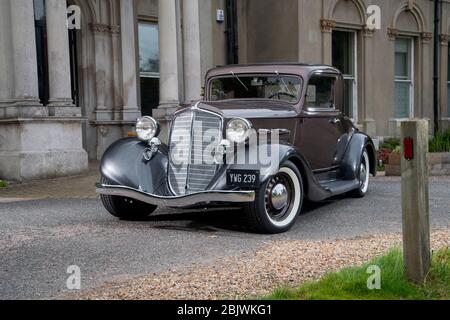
208, 74, 302, 103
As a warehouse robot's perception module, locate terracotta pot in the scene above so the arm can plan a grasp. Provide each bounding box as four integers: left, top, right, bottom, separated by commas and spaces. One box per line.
388, 153, 401, 165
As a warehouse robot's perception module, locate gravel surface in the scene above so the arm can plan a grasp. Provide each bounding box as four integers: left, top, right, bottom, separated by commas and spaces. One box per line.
1, 177, 449, 299
72, 229, 449, 300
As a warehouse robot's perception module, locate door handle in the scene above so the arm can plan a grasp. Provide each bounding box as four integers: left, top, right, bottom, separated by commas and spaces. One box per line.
329, 118, 341, 125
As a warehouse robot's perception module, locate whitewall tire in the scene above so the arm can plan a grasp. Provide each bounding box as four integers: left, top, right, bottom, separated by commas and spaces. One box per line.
352, 150, 370, 198
244, 161, 304, 234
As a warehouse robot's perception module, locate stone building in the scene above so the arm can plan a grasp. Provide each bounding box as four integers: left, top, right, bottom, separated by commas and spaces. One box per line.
0, 0, 449, 181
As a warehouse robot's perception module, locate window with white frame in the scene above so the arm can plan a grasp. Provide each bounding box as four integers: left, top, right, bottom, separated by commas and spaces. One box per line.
394, 38, 414, 119
138, 21, 160, 116
332, 30, 357, 120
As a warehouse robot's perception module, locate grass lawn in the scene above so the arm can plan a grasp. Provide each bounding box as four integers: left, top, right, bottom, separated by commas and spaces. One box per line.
264, 248, 449, 300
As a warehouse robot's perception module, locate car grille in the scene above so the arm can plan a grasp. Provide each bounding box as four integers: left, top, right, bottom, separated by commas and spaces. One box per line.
168, 108, 222, 195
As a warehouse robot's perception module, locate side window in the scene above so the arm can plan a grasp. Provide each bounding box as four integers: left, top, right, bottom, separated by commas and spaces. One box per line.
305, 75, 336, 109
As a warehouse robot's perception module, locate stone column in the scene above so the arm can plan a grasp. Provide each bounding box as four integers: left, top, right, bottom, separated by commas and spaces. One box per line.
45, 0, 79, 117
8, 0, 47, 117
153, 0, 182, 143
320, 19, 335, 65
120, 0, 141, 121
91, 23, 108, 120
111, 26, 122, 120
363, 28, 377, 138
439, 35, 449, 123
183, 0, 202, 103
0, 0, 13, 118
158, 0, 181, 109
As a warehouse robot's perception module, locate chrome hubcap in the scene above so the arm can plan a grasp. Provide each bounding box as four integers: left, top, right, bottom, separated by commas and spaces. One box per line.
265, 173, 294, 222
270, 183, 288, 210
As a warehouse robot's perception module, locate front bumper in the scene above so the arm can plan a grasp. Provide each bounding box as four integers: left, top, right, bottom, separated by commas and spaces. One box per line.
96, 183, 255, 208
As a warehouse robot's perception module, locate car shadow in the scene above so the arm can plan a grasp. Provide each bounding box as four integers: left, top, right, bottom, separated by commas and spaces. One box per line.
301, 194, 347, 216
136, 195, 349, 234
147, 208, 249, 233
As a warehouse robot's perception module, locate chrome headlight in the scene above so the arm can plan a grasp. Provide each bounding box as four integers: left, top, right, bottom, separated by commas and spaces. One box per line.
136, 116, 160, 142
226, 118, 252, 144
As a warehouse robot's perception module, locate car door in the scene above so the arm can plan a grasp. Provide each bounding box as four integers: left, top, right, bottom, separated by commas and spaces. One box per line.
298, 73, 347, 171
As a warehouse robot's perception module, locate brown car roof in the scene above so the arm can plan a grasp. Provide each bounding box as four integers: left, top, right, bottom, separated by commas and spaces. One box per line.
206, 63, 341, 80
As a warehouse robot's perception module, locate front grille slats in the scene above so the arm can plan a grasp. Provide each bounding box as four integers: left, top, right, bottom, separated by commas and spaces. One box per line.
168, 108, 222, 195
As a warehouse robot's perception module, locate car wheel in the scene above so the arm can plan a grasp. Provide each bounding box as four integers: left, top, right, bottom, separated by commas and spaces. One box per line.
100, 176, 157, 220
351, 150, 370, 198
244, 161, 303, 234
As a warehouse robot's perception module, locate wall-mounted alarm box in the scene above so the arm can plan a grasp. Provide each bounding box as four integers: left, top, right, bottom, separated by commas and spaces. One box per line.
216, 9, 225, 23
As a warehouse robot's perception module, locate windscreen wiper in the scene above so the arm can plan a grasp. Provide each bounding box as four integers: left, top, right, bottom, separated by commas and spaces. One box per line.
230, 71, 249, 92
275, 71, 293, 94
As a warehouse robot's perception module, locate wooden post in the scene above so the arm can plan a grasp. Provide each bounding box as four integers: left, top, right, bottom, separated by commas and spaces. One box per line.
401, 120, 431, 283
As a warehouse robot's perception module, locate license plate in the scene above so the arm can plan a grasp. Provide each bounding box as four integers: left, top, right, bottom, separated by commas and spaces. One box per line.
226, 170, 260, 188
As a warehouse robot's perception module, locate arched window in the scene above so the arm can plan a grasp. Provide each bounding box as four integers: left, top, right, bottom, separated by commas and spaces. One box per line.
329, 0, 366, 121
389, 2, 428, 120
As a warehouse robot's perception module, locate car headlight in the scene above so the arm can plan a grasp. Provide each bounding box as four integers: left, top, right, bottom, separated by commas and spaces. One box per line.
136, 116, 160, 141
226, 118, 252, 144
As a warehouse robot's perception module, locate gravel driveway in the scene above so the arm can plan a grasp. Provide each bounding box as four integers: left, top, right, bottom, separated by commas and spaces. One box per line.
0, 176, 449, 300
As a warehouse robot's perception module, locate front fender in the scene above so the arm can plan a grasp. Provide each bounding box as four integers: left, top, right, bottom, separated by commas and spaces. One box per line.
100, 138, 170, 195
209, 143, 332, 202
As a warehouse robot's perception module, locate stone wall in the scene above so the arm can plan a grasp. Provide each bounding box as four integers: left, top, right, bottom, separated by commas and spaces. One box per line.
238, 0, 450, 138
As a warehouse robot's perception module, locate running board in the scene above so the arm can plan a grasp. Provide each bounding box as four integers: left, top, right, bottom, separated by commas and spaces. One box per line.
318, 180, 360, 196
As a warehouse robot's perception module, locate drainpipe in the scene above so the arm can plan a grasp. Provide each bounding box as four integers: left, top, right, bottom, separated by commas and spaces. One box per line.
226, 0, 238, 65
433, 0, 441, 134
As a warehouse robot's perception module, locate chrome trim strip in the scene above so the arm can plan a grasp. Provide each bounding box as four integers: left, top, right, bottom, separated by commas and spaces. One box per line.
96, 183, 255, 207
258, 129, 291, 135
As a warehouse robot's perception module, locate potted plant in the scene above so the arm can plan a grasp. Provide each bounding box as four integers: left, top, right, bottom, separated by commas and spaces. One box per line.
385, 129, 450, 176
385, 146, 401, 176
428, 130, 450, 175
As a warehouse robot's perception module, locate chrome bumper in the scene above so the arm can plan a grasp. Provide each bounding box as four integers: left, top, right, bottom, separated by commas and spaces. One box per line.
96, 183, 255, 207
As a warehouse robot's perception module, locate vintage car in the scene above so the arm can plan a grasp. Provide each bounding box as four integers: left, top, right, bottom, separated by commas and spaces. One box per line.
96, 64, 376, 234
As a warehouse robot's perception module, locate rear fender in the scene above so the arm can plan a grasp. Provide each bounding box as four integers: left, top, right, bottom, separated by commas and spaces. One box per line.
339, 133, 377, 180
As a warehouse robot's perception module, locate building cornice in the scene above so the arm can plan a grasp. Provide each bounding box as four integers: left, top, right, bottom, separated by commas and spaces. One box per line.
0, 117, 88, 124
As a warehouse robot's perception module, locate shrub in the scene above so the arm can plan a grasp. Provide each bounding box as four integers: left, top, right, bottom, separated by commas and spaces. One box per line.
0, 180, 7, 189
391, 146, 401, 154
380, 138, 400, 151
429, 129, 450, 153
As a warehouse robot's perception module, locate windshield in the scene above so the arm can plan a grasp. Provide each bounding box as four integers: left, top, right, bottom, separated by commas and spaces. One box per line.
208, 74, 302, 103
